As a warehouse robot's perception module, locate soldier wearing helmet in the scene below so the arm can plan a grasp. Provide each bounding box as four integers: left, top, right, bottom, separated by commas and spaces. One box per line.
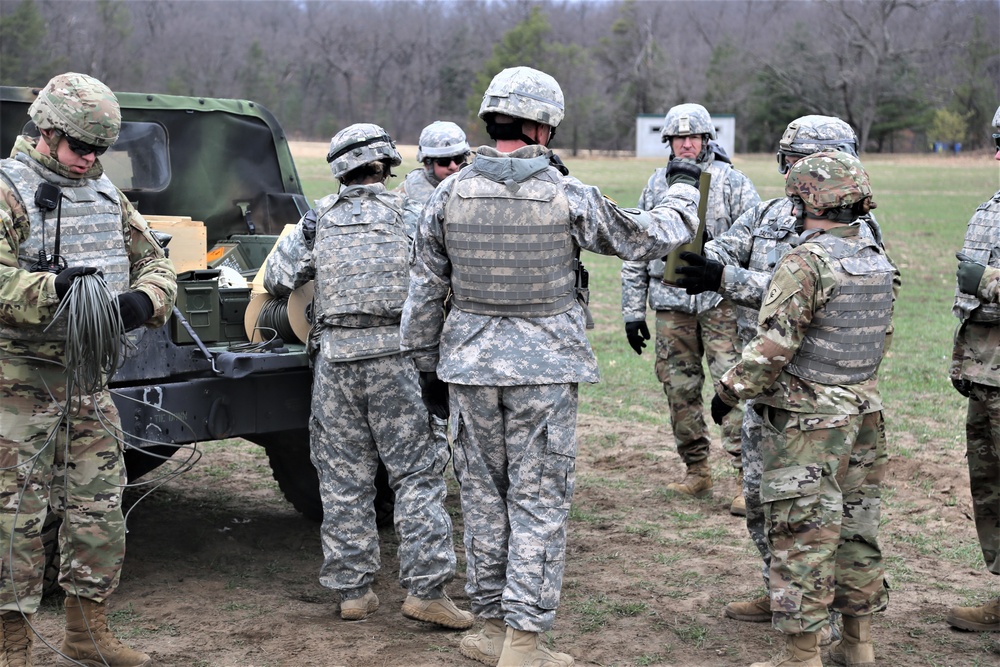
0, 73, 176, 667
395, 121, 471, 230
622, 103, 760, 514
400, 66, 702, 667
713, 151, 897, 667
946, 105, 1000, 633
264, 123, 473, 631
674, 115, 888, 640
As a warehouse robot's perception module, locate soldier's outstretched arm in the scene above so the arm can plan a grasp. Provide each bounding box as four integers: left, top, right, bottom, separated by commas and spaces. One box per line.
704, 201, 782, 308
263, 209, 318, 298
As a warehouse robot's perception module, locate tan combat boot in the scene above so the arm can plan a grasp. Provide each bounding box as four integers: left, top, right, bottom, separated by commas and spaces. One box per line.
749, 632, 822, 667
666, 460, 713, 498
945, 597, 1000, 632
340, 588, 379, 621
827, 615, 874, 666
497, 626, 575, 667
460, 618, 506, 665
725, 594, 772, 622
401, 593, 474, 629
1, 611, 33, 667
730, 470, 747, 516
59, 597, 151, 667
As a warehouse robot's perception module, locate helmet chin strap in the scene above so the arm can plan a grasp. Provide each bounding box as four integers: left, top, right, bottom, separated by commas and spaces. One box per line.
485, 117, 553, 146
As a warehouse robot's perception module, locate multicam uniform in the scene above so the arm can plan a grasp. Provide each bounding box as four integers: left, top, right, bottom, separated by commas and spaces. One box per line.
951, 187, 1000, 579
401, 143, 700, 632
264, 183, 458, 602
0, 135, 176, 613
717, 223, 897, 635
622, 152, 759, 469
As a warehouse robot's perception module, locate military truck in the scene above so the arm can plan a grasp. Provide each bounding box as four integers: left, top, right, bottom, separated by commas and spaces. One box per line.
0, 85, 392, 524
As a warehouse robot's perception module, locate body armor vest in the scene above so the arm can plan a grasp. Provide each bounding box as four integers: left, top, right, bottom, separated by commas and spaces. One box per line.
954, 192, 1000, 323
785, 232, 894, 384
444, 166, 576, 317
0, 155, 130, 342
311, 185, 409, 328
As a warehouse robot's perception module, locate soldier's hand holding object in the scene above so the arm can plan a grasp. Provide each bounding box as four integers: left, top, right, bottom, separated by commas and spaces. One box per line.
675, 252, 723, 295
951, 377, 973, 398
956, 260, 986, 295
54, 266, 99, 299
419, 371, 450, 420
665, 158, 702, 188
710, 393, 733, 426
117, 291, 155, 331
624, 320, 650, 355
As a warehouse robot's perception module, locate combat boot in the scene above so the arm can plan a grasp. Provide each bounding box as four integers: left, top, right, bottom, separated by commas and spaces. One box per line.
59, 597, 151, 667
340, 588, 379, 621
827, 615, 874, 666
730, 470, 747, 516
725, 594, 772, 622
401, 593, 474, 629
1, 611, 33, 667
666, 460, 713, 498
460, 618, 506, 665
749, 632, 822, 667
497, 627, 574, 667
945, 597, 1000, 632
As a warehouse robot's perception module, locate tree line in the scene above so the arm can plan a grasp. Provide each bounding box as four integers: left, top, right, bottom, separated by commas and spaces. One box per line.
1, 0, 996, 154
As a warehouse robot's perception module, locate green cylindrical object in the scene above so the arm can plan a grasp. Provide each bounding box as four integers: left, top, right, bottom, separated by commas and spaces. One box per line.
662, 171, 711, 286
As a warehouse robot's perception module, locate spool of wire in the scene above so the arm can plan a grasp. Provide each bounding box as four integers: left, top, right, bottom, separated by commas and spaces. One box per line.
254, 295, 298, 343
50, 272, 125, 394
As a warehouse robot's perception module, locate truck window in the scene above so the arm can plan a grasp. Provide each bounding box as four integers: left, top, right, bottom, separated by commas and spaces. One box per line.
102, 121, 170, 192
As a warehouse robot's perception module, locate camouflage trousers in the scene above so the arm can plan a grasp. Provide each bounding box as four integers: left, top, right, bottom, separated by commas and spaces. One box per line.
450, 383, 577, 633
0, 340, 126, 614
654, 303, 743, 467
966, 383, 1000, 575
741, 400, 771, 584
310, 352, 456, 600
760, 407, 889, 635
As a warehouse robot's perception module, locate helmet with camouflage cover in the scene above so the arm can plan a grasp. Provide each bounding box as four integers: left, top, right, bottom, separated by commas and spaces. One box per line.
28, 72, 121, 148
784, 150, 874, 221
417, 121, 470, 162
777, 115, 858, 174
326, 123, 402, 180
661, 103, 716, 161
478, 67, 565, 128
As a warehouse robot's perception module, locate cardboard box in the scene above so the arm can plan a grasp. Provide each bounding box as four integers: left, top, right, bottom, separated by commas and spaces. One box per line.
146, 215, 207, 274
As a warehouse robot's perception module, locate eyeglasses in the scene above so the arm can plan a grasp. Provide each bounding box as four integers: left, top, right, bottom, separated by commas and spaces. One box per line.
993, 133, 1000, 151
64, 134, 108, 157
431, 155, 467, 168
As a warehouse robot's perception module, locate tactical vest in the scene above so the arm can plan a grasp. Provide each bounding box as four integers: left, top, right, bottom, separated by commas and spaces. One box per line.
311, 185, 409, 329
444, 166, 576, 317
954, 192, 1000, 323
0, 155, 130, 342
785, 232, 895, 385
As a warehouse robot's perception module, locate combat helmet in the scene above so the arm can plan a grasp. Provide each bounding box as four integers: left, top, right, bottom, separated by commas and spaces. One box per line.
661, 103, 716, 162
326, 123, 402, 180
784, 150, 874, 222
777, 115, 857, 174
478, 67, 565, 128
28, 72, 121, 150
417, 121, 470, 162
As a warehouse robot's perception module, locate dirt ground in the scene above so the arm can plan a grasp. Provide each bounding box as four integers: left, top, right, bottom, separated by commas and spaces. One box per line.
22, 412, 998, 667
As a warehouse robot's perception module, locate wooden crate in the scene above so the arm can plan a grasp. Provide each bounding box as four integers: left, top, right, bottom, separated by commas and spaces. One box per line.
146, 215, 207, 274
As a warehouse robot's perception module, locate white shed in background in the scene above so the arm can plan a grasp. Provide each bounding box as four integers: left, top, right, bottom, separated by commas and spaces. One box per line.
636, 113, 736, 159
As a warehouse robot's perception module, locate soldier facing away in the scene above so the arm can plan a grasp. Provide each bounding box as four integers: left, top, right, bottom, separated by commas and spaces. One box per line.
621, 102, 760, 514
0, 72, 178, 667
263, 123, 473, 630
401, 65, 702, 667
713, 151, 898, 667
945, 105, 1000, 634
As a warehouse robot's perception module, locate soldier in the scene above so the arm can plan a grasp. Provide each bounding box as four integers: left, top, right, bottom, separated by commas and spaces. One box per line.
400, 66, 702, 667
0, 72, 177, 667
621, 103, 760, 514
677, 116, 880, 640
395, 120, 471, 239
945, 105, 1000, 634
263, 123, 473, 630
713, 151, 897, 667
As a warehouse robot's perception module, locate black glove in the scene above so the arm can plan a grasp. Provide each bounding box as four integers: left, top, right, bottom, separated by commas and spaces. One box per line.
54, 266, 99, 299
957, 261, 986, 295
665, 158, 702, 188
117, 291, 154, 331
951, 377, 973, 398
675, 252, 724, 294
418, 371, 449, 420
710, 393, 733, 426
624, 320, 650, 355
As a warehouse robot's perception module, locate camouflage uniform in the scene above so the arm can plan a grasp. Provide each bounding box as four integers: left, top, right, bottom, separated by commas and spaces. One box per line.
950, 187, 1000, 579
0, 133, 176, 614
264, 181, 459, 602
400, 141, 699, 632
622, 140, 759, 470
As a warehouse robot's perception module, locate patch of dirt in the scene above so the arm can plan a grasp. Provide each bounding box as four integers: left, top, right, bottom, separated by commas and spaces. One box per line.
23, 416, 998, 667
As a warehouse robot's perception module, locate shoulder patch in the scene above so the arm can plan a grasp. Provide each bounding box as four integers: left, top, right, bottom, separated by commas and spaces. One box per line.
764, 284, 783, 306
